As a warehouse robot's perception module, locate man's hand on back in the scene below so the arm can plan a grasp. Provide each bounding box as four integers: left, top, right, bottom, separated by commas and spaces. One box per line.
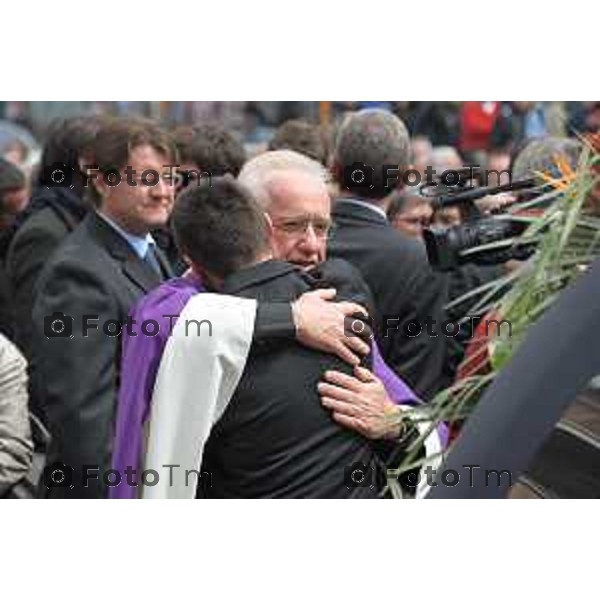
318, 366, 403, 440
291, 288, 370, 366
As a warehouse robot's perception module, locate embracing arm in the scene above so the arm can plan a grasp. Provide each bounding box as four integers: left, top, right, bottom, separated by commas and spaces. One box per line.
255, 288, 371, 366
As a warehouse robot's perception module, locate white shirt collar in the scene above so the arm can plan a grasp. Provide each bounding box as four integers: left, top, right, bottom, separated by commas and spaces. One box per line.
96, 211, 155, 260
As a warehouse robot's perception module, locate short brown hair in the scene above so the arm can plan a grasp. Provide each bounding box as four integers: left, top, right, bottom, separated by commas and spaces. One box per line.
88, 117, 177, 205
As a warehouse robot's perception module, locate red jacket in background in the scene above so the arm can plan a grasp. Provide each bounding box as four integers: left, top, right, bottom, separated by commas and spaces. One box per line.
459, 101, 500, 152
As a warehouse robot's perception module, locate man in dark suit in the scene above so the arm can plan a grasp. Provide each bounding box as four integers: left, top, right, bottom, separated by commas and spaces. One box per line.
31, 117, 177, 498
6, 116, 103, 364
328, 108, 453, 400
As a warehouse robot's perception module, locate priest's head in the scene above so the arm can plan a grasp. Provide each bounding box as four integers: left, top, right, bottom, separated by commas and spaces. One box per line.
171, 176, 272, 290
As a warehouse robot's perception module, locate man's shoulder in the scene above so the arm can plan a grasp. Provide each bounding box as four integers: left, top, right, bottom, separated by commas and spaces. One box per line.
334, 213, 429, 266
8, 207, 70, 260
313, 258, 367, 289
33, 219, 119, 301
310, 258, 375, 315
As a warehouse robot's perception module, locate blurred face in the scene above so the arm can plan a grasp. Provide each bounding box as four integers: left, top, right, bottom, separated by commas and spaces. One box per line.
265, 170, 331, 270
432, 206, 462, 229
0, 187, 28, 230
2, 188, 28, 215
486, 152, 511, 186
391, 197, 432, 239
95, 144, 175, 236
412, 138, 433, 175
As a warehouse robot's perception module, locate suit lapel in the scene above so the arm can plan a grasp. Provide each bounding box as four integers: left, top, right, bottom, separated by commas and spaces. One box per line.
155, 246, 174, 279
87, 211, 166, 294
121, 254, 164, 293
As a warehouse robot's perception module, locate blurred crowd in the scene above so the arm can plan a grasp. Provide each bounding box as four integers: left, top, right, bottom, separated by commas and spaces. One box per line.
0, 101, 595, 499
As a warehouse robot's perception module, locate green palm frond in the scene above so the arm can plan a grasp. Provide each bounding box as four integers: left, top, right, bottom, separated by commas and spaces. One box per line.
393, 143, 600, 483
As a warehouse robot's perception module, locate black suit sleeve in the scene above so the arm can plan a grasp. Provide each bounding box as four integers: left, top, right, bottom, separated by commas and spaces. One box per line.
31, 260, 119, 498
7, 220, 67, 359
254, 302, 295, 343
388, 267, 452, 400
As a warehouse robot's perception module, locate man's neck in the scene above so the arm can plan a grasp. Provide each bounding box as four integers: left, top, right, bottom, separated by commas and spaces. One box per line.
202, 251, 274, 291
97, 209, 150, 238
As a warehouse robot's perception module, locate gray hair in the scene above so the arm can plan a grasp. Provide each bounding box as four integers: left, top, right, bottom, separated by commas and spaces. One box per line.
332, 108, 411, 198
511, 137, 583, 181
237, 149, 329, 209
431, 146, 463, 172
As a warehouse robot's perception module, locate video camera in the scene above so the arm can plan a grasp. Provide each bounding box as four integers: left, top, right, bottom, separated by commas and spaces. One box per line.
422, 174, 544, 271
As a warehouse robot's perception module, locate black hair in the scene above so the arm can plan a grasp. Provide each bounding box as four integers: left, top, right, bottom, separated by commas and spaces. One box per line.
171, 176, 269, 279
187, 124, 246, 177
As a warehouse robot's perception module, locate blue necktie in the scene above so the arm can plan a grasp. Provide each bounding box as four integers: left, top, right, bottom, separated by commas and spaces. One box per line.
144, 243, 162, 275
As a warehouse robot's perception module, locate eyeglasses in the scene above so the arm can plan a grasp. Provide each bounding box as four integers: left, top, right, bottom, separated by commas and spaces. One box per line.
272, 217, 334, 239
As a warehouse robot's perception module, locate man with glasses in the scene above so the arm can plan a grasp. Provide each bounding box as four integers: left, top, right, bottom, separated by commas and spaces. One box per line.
238, 154, 442, 449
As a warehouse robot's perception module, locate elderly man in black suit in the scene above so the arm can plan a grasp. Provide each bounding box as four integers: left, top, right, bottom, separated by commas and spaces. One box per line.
328, 109, 453, 400
160, 176, 388, 498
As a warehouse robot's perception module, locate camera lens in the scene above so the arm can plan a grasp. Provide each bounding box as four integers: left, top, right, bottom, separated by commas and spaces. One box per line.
351, 468, 365, 485
351, 320, 365, 335
51, 319, 65, 335
51, 169, 65, 185
351, 169, 365, 185
51, 469, 65, 485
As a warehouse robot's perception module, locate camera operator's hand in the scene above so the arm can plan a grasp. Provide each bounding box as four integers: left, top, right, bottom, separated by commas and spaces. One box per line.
475, 192, 517, 216
292, 289, 370, 366
318, 366, 402, 440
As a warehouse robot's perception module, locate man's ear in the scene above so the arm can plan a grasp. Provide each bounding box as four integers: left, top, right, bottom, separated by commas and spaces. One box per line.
329, 160, 342, 184
263, 211, 276, 246
263, 211, 274, 234
78, 154, 94, 175
91, 168, 112, 205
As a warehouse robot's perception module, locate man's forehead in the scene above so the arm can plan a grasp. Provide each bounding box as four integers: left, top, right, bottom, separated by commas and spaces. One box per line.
126, 144, 171, 166
266, 170, 330, 212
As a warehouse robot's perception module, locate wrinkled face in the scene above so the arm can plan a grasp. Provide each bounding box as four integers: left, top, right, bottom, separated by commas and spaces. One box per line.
265, 171, 331, 270
95, 144, 175, 236
391, 197, 432, 239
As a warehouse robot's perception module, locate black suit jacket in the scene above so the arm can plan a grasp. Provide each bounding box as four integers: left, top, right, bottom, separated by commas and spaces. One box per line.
203, 259, 380, 498
0, 261, 15, 341
328, 199, 452, 400
31, 211, 172, 498
7, 188, 87, 361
